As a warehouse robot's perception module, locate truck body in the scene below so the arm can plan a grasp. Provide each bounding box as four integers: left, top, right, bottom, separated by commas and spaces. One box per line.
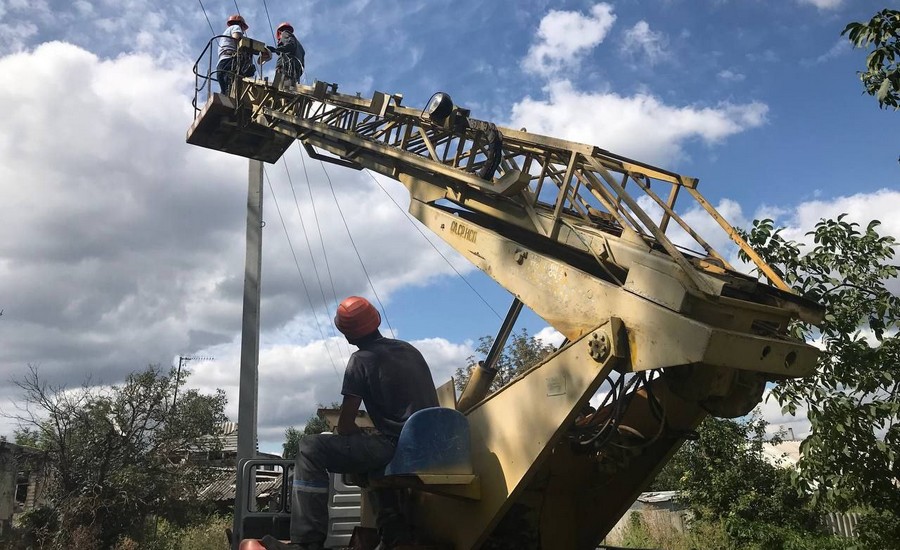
188, 38, 823, 549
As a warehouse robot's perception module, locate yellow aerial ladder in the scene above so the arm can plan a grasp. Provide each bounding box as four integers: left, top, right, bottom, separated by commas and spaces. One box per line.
189, 37, 823, 550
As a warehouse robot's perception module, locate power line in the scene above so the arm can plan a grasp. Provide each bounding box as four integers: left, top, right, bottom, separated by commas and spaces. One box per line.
279, 155, 350, 359
260, 0, 276, 42
317, 160, 395, 336
196, 0, 215, 35
363, 169, 503, 320
296, 146, 343, 319
263, 169, 342, 376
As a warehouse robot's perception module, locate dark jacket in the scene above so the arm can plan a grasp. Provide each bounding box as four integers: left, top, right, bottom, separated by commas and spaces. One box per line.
273, 30, 305, 79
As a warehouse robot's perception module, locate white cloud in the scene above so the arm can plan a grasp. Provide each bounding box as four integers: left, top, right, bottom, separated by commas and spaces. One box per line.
507, 80, 768, 165
535, 326, 565, 348
770, 189, 900, 248
184, 336, 474, 453
620, 21, 669, 66
522, 3, 617, 76
797, 0, 844, 10
810, 38, 852, 65
717, 69, 746, 82
0, 42, 476, 444
758, 389, 810, 439
747, 49, 779, 63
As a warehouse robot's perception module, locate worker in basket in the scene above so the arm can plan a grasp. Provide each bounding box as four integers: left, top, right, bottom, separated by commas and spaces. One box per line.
269, 21, 306, 89
264, 296, 438, 550
217, 14, 258, 95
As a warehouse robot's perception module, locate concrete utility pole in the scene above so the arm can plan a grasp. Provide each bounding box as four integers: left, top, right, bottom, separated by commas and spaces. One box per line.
232, 159, 264, 549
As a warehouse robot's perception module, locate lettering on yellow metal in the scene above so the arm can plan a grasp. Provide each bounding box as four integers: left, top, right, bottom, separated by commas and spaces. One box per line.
450, 220, 478, 244
546, 374, 567, 396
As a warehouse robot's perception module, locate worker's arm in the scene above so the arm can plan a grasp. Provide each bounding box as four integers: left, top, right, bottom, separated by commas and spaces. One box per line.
336, 394, 362, 436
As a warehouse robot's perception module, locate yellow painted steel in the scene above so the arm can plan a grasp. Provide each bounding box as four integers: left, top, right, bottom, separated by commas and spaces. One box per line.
186, 66, 824, 548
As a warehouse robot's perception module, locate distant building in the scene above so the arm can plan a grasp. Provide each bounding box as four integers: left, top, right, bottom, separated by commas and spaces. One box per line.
187, 423, 284, 512
0, 441, 51, 535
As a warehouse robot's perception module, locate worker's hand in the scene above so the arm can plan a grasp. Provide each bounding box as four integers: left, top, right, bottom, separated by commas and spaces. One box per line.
266, 45, 278, 52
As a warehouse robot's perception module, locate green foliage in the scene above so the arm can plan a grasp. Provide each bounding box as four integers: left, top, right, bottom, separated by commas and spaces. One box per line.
614, 514, 734, 550
7, 364, 227, 549
842, 9, 900, 110
648, 414, 848, 547
740, 217, 900, 516
672, 416, 819, 530
13, 426, 41, 448
453, 328, 556, 394
282, 404, 334, 459
854, 508, 900, 549
142, 515, 231, 550
619, 512, 655, 548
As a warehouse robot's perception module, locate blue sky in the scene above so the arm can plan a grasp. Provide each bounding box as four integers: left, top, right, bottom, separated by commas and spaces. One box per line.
0, 0, 896, 453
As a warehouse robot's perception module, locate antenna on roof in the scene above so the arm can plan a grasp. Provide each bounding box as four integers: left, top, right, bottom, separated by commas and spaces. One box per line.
172, 355, 215, 409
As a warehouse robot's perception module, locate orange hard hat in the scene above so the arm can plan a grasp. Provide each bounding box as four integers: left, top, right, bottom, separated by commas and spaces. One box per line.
227, 14, 248, 30
335, 296, 381, 340
238, 540, 266, 550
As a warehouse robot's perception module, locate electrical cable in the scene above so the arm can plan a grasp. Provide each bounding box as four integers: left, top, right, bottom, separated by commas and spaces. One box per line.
197, 0, 215, 35
263, 169, 341, 377
363, 169, 503, 321
284, 148, 351, 360
317, 160, 395, 336
296, 148, 343, 316
260, 0, 276, 42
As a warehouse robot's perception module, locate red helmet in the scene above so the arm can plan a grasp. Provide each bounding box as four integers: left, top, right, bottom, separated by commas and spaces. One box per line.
227, 14, 248, 30
276, 21, 293, 39
335, 296, 381, 340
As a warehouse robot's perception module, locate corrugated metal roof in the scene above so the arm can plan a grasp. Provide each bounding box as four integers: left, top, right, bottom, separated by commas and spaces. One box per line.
637, 491, 679, 503
197, 468, 286, 502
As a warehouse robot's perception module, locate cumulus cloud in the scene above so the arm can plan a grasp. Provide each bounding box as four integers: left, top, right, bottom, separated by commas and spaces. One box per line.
809, 38, 852, 65
184, 336, 474, 452
0, 42, 474, 446
768, 189, 900, 247
620, 21, 669, 66
522, 3, 617, 76
507, 80, 768, 165
717, 69, 746, 82
797, 0, 844, 10
664, 189, 900, 281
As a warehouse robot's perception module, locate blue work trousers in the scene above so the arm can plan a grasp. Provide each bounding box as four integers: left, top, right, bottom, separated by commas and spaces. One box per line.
291, 432, 405, 545
216, 55, 255, 94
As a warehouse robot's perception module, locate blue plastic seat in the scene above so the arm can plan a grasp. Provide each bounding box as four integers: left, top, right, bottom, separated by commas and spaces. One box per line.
382, 407, 473, 477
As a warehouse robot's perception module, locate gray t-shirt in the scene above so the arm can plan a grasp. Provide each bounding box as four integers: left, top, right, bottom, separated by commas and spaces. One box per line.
218, 24, 243, 58
341, 336, 439, 439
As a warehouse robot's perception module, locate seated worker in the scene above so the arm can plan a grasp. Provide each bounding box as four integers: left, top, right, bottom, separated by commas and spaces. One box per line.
217, 14, 265, 94
269, 21, 306, 89
286, 296, 439, 550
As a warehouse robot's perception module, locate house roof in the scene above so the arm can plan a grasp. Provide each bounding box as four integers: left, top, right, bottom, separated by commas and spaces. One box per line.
197, 467, 286, 502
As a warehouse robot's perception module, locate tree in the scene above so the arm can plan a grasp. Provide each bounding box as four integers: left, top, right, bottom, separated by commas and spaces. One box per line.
741, 216, 900, 544
650, 415, 841, 549
282, 404, 334, 459
454, 328, 556, 394
6, 365, 227, 549
842, 9, 900, 110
